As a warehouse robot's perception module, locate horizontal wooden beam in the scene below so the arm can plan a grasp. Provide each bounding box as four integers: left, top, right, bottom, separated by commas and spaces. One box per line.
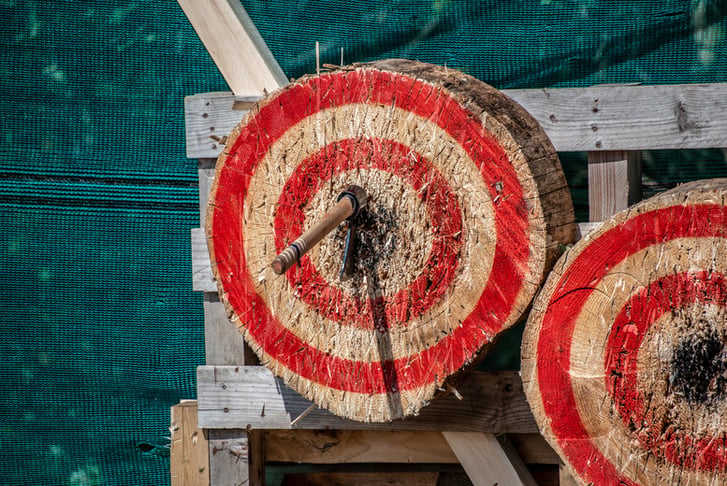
184, 83, 727, 158
197, 366, 538, 433
508, 83, 727, 152
265, 430, 557, 465
172, 402, 559, 467
265, 429, 459, 464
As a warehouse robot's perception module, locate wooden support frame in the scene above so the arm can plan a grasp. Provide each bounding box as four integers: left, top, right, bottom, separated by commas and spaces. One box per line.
588, 150, 642, 222
175, 2, 727, 484
179, 81, 727, 485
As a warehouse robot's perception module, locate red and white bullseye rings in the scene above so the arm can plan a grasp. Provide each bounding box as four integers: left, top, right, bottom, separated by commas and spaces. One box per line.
208, 60, 575, 422
522, 179, 727, 485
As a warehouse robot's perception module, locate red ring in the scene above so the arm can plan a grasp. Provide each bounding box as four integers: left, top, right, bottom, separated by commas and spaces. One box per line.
606, 271, 727, 471
535, 204, 727, 485
211, 69, 530, 394
273, 138, 462, 330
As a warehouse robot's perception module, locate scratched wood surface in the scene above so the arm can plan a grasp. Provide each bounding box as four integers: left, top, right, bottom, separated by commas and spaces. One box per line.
197, 366, 538, 433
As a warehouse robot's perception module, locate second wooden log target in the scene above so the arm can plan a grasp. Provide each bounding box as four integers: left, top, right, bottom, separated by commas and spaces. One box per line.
207, 59, 575, 422
522, 179, 727, 485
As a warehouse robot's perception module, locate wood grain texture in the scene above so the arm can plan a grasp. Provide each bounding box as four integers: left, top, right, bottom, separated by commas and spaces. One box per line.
279, 472, 439, 486
203, 293, 252, 366
193, 222, 603, 297
588, 150, 642, 222
197, 159, 216, 226
170, 401, 209, 486
207, 429, 264, 486
184, 92, 251, 159
442, 432, 536, 486
197, 366, 538, 433
508, 83, 727, 151
176, 0, 287, 97
191, 227, 215, 292
184, 83, 727, 158
264, 430, 459, 464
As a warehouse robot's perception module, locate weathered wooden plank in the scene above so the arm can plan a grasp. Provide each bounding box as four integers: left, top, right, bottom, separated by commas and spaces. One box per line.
264, 430, 560, 466
191, 227, 216, 292
280, 472, 439, 486
202, 293, 255, 366
197, 158, 216, 226
184, 93, 252, 159
176, 0, 287, 97
170, 400, 209, 486
207, 429, 264, 486
587, 150, 642, 222
508, 83, 727, 151
197, 366, 538, 433
497, 435, 540, 486
442, 432, 536, 486
265, 430, 458, 464
183, 84, 727, 157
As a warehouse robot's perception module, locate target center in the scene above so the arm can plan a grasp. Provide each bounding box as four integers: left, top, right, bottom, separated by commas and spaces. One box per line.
670, 316, 727, 407
306, 169, 433, 299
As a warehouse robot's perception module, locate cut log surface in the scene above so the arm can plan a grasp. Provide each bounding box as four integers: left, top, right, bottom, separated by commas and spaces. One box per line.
522, 178, 727, 485
207, 59, 575, 422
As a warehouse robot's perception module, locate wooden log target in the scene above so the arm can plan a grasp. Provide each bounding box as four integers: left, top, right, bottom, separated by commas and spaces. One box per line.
522, 179, 727, 485
207, 59, 575, 422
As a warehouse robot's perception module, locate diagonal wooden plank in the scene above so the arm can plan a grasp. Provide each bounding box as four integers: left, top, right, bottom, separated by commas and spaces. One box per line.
176, 0, 288, 96
442, 432, 537, 486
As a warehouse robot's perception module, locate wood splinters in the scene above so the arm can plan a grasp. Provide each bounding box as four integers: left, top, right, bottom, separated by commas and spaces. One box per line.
446, 384, 463, 400
290, 402, 317, 427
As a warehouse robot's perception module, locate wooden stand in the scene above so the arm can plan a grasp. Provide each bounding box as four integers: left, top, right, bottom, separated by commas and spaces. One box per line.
173, 2, 727, 483
175, 82, 727, 485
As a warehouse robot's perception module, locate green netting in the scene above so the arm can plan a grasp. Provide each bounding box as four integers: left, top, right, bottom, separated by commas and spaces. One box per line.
2, 1, 727, 484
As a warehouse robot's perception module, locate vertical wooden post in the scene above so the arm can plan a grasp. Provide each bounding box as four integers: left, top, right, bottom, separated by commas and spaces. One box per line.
198, 155, 261, 482
207, 429, 265, 486
171, 401, 210, 486
587, 150, 642, 222
177, 0, 282, 480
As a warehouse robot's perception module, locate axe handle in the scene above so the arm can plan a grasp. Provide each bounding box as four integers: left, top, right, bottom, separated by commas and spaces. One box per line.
271, 196, 354, 275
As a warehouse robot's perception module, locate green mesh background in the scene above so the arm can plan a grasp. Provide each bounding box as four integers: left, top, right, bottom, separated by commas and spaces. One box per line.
2, 1, 727, 484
